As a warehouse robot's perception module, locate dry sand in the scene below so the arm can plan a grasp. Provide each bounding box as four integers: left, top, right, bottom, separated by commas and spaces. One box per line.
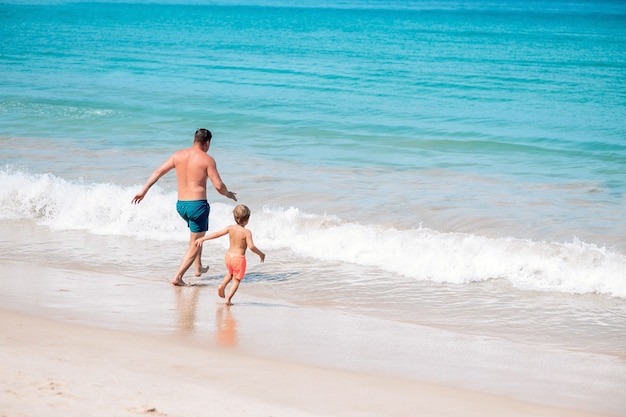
1, 308, 615, 417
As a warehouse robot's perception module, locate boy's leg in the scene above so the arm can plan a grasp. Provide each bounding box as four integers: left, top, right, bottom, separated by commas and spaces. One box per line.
225, 278, 241, 305
218, 273, 232, 298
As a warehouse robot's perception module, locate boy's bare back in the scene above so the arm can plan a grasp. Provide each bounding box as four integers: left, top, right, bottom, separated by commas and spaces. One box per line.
226, 224, 254, 256
195, 204, 265, 264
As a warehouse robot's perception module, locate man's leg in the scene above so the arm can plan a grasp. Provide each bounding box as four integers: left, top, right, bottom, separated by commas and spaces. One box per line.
171, 231, 206, 286
194, 241, 209, 277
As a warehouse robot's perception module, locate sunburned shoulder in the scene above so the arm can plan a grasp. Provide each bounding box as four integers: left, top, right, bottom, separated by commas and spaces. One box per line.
174, 148, 213, 165
175, 147, 211, 157
172, 148, 192, 160
174, 147, 192, 155
229, 224, 250, 235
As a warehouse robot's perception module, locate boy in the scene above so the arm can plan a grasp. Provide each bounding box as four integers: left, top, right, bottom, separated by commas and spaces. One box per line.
195, 205, 265, 305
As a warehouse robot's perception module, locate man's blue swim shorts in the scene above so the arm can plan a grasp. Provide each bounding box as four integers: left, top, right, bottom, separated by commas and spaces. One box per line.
176, 200, 210, 233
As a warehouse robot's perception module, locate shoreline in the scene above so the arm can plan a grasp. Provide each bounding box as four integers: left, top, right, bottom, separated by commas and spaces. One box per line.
1, 308, 618, 417
0, 259, 625, 416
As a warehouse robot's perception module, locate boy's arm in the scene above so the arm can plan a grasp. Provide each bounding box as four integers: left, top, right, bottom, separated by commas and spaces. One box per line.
246, 231, 265, 263
195, 227, 230, 247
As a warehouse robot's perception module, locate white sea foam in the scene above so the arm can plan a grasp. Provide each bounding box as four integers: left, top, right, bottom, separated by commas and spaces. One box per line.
255, 206, 626, 298
2, 168, 625, 298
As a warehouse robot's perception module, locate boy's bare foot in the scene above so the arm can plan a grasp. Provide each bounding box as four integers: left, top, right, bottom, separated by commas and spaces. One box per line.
225, 300, 233, 306
218, 285, 226, 298
171, 279, 186, 286
195, 266, 209, 277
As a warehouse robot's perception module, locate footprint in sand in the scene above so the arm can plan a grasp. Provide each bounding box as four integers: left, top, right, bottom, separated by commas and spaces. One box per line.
129, 405, 167, 416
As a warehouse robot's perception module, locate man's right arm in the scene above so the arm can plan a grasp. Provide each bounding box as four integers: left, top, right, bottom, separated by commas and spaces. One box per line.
132, 157, 175, 204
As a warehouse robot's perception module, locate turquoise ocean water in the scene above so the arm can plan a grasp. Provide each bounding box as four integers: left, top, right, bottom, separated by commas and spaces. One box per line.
1, 0, 626, 411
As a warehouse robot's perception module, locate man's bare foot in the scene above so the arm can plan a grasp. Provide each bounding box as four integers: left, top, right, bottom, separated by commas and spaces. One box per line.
195, 266, 209, 277
218, 285, 225, 298
225, 300, 233, 306
171, 279, 186, 286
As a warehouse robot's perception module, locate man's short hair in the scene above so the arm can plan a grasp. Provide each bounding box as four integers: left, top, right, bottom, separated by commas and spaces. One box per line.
194, 128, 212, 144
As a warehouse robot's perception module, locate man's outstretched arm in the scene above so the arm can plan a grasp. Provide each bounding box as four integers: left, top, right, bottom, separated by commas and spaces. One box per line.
132, 157, 175, 204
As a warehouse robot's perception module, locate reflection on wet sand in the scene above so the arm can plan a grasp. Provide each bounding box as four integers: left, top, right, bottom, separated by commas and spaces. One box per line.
174, 285, 200, 332
216, 304, 237, 348
173, 285, 238, 347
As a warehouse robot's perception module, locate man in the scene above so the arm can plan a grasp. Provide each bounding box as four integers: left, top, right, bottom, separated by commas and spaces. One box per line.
132, 128, 237, 286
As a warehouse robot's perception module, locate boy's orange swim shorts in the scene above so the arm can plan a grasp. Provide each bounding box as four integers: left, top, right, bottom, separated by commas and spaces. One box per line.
225, 253, 246, 280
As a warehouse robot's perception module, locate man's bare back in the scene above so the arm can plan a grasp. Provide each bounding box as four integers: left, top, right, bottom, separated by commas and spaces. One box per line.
172, 147, 212, 201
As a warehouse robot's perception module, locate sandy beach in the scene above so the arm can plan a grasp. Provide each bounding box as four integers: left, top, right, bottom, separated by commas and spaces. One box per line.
1, 252, 625, 417
2, 307, 619, 417
0, 310, 612, 417
0, 232, 624, 417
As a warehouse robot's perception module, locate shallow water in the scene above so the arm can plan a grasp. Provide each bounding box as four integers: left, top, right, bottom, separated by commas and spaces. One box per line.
2, 219, 625, 360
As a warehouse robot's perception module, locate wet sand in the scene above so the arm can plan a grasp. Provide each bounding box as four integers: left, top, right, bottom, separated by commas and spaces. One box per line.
1, 308, 615, 417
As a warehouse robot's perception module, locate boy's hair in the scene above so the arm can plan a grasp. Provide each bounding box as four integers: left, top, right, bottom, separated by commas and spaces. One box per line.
233, 205, 250, 226
194, 128, 212, 145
